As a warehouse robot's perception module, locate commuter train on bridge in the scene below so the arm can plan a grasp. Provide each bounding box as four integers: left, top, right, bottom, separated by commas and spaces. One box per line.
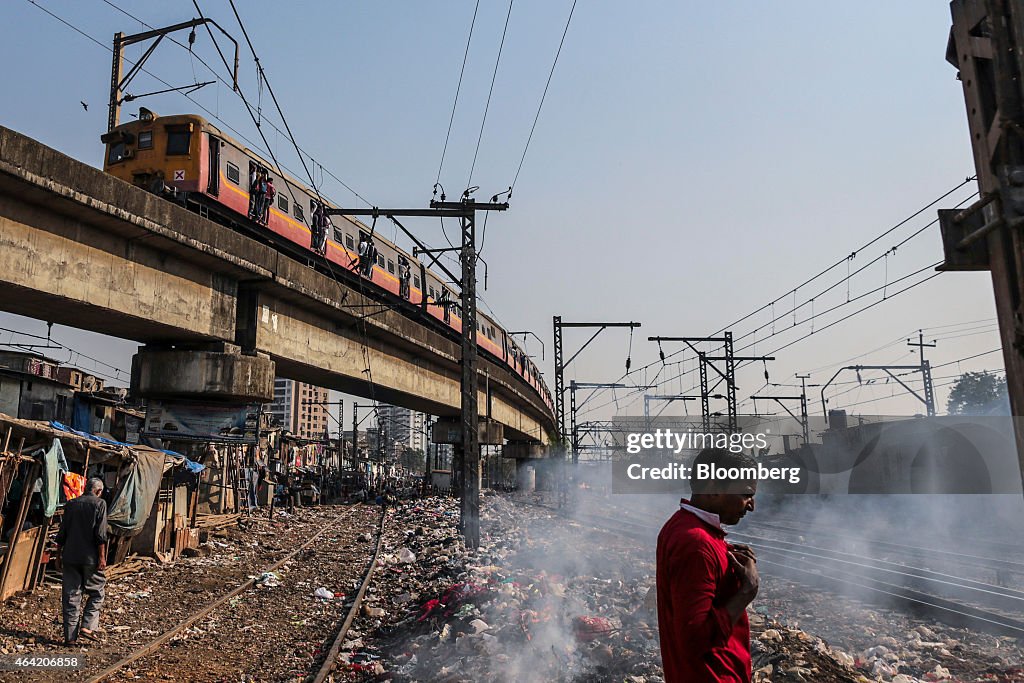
100, 109, 552, 413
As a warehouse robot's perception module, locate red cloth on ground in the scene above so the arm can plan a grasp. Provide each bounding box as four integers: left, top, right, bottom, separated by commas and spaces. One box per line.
62, 472, 86, 501
657, 501, 751, 683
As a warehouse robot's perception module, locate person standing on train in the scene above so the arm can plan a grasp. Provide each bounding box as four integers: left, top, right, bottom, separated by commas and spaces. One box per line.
262, 177, 276, 225
310, 202, 323, 252
248, 168, 264, 220
365, 240, 378, 278
358, 236, 372, 276
316, 204, 330, 255
399, 257, 411, 299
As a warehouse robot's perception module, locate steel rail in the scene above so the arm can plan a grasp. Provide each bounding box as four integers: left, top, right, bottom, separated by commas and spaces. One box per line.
746, 518, 1024, 572
86, 506, 371, 683
311, 509, 387, 682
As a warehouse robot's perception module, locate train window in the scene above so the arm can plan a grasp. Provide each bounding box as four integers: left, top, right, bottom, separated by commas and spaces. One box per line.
376, 254, 384, 267
387, 259, 395, 274
278, 195, 289, 212
429, 286, 435, 300
138, 130, 153, 150
413, 275, 420, 289
166, 126, 191, 155
294, 203, 304, 221
226, 162, 240, 185
345, 234, 354, 249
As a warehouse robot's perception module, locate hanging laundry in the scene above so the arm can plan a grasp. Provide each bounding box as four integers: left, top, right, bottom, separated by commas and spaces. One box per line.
62, 471, 86, 501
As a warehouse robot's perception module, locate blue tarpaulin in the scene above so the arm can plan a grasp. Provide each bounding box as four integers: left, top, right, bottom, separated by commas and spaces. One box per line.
107, 449, 165, 535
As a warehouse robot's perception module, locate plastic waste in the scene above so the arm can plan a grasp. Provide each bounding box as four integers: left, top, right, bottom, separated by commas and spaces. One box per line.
256, 571, 281, 588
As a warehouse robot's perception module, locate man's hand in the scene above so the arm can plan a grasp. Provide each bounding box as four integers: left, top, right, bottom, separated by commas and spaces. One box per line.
728, 543, 756, 564
728, 546, 760, 599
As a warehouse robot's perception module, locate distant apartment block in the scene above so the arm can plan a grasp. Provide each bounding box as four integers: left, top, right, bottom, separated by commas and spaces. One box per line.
267, 378, 330, 440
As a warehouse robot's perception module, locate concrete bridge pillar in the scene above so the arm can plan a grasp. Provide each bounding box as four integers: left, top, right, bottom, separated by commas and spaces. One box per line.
515, 460, 536, 493
131, 342, 275, 402
534, 458, 557, 492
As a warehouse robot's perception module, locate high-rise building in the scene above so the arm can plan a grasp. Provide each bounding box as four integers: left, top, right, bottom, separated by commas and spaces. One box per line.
267, 378, 330, 440
377, 404, 427, 453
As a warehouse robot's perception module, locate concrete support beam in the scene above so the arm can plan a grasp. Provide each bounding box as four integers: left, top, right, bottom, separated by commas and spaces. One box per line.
131, 344, 275, 403
503, 441, 547, 460
431, 418, 504, 445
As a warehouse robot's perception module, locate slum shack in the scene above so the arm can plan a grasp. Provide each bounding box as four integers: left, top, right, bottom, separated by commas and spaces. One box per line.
128, 450, 205, 562
0, 413, 153, 601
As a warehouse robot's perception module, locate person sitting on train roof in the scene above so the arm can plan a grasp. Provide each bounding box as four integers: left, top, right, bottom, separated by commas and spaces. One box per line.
261, 177, 276, 225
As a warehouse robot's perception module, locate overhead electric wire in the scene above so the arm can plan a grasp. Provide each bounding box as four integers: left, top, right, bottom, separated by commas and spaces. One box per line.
707, 176, 975, 342
220, 0, 385, 413
573, 180, 977, 415
435, 0, 481, 190
466, 0, 514, 188
0, 326, 130, 381
580, 263, 947, 419
510, 0, 578, 191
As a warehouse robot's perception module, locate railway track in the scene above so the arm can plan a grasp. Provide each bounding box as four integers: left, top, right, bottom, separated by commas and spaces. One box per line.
562, 506, 1024, 639
83, 506, 385, 683
746, 517, 1024, 579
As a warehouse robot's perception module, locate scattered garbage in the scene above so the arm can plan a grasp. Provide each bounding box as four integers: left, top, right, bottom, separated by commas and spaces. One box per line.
311, 586, 334, 600
255, 571, 281, 588
397, 547, 416, 564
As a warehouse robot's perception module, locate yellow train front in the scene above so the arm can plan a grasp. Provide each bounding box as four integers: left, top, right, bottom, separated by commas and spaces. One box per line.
100, 109, 208, 195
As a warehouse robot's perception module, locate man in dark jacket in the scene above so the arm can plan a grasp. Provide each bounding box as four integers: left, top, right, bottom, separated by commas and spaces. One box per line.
55, 477, 108, 645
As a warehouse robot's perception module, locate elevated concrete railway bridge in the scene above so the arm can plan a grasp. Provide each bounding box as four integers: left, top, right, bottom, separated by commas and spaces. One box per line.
0, 125, 554, 443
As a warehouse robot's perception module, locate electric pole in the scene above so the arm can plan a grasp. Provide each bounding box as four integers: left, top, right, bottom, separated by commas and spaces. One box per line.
352, 403, 358, 471
106, 19, 238, 132
819, 364, 935, 418
326, 195, 508, 550
649, 334, 773, 432
553, 319, 642, 447
908, 330, 937, 417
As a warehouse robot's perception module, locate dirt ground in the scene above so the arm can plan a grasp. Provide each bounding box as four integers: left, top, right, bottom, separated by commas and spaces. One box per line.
0, 504, 380, 683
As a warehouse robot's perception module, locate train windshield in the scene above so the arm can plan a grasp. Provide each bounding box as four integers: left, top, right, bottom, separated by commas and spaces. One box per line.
166, 127, 191, 155
107, 141, 127, 165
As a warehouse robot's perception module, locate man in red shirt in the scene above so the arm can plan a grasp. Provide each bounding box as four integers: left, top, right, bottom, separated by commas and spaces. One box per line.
657, 448, 760, 683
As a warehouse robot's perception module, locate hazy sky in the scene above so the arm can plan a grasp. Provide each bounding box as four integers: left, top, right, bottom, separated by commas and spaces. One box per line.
0, 1, 1004, 425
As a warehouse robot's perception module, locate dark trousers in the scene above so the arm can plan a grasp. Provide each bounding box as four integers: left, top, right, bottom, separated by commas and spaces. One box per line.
62, 563, 106, 642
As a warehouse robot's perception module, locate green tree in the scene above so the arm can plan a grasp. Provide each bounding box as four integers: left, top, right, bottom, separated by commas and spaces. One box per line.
946, 371, 1009, 415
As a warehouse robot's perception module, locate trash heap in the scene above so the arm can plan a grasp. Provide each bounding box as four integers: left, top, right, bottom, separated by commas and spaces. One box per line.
757, 577, 1024, 683
339, 494, 664, 682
